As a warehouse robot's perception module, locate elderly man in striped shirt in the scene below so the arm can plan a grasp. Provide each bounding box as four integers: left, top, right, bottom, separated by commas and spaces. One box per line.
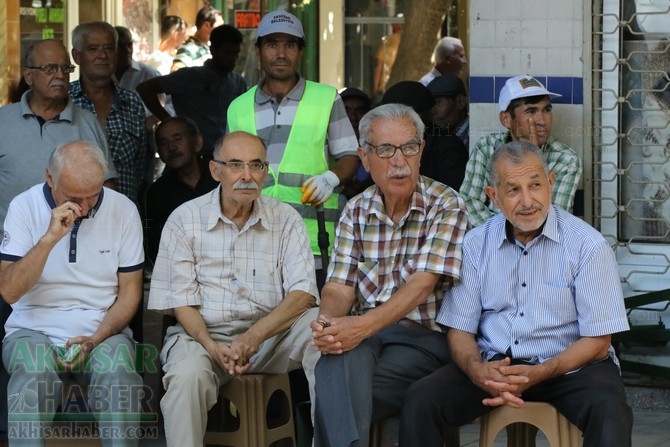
401, 141, 632, 447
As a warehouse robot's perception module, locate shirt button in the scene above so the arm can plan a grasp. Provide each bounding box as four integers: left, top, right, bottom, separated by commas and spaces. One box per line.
521, 282, 526, 287
523, 251, 527, 255
70, 250, 75, 254
520, 312, 524, 317
514, 340, 519, 345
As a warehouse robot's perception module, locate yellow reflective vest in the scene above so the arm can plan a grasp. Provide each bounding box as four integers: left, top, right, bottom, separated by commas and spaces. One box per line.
227, 81, 340, 257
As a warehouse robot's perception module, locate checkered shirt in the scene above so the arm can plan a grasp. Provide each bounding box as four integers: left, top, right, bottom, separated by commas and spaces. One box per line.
69, 81, 147, 202
460, 131, 582, 228
327, 176, 467, 332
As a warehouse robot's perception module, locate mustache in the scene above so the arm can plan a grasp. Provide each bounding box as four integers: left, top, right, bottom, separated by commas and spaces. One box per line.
387, 166, 412, 178
233, 180, 259, 190
516, 204, 542, 213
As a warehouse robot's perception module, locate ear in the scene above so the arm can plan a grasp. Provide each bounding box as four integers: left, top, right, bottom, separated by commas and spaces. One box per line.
46, 168, 54, 188
456, 95, 467, 111
23, 68, 34, 87
71, 48, 81, 65
499, 111, 512, 130
548, 170, 555, 189
209, 160, 222, 182
484, 185, 497, 208
357, 146, 370, 172
194, 135, 204, 153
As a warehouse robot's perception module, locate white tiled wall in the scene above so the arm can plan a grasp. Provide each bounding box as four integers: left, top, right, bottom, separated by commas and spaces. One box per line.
468, 0, 586, 161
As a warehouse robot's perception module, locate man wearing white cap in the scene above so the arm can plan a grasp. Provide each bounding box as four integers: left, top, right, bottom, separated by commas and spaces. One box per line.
459, 75, 582, 227
226, 10, 359, 289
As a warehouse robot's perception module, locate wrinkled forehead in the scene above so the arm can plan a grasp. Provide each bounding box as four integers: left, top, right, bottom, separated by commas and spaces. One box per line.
218, 133, 267, 160
32, 41, 69, 62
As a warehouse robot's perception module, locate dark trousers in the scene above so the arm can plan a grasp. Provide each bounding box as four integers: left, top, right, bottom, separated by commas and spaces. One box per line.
399, 358, 633, 447
313, 323, 450, 447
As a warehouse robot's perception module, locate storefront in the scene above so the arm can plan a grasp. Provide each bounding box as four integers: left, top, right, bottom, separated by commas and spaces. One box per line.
0, 0, 466, 104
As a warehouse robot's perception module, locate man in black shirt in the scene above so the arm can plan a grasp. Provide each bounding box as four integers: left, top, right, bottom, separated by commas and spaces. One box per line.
144, 117, 217, 268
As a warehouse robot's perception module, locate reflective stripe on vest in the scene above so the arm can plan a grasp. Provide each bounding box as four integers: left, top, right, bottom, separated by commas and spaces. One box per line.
227, 82, 340, 256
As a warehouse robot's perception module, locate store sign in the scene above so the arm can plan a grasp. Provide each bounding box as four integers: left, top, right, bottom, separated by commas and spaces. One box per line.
235, 11, 261, 29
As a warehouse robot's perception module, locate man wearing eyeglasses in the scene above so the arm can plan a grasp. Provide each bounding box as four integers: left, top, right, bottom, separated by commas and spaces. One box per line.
311, 104, 468, 447
0, 40, 118, 440
148, 131, 320, 447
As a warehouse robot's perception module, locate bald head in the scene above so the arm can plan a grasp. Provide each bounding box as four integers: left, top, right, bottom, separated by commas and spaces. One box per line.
215, 131, 267, 161
48, 141, 108, 185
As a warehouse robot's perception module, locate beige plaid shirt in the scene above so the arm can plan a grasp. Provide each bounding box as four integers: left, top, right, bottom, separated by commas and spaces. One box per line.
327, 176, 467, 332
148, 187, 318, 328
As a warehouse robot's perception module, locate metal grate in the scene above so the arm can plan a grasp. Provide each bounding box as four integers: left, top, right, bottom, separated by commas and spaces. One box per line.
593, 0, 670, 300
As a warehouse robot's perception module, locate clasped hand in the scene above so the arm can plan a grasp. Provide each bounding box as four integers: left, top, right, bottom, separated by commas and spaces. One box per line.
472, 357, 536, 408
209, 333, 260, 376
310, 314, 369, 354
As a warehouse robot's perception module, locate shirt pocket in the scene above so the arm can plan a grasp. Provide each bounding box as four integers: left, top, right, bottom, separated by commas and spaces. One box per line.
530, 283, 577, 328
246, 256, 282, 313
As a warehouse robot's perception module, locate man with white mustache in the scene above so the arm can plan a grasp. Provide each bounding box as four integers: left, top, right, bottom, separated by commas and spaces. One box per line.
460, 75, 582, 228
148, 131, 320, 447
311, 104, 468, 447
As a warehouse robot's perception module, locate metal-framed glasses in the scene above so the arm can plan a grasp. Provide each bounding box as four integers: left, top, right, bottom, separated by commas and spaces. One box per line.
365, 141, 421, 158
26, 64, 76, 75
212, 160, 268, 172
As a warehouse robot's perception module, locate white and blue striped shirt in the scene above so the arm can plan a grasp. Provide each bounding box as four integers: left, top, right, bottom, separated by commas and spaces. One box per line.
438, 205, 629, 366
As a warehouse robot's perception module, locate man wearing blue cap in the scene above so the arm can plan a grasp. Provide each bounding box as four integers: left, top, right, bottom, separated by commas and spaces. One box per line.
226, 10, 359, 289
459, 75, 582, 227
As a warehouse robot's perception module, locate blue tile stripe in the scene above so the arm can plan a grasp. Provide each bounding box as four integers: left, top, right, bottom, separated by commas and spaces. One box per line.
469, 76, 583, 106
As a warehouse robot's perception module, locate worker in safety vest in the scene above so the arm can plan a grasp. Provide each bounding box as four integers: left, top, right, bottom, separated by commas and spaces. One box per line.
227, 10, 359, 289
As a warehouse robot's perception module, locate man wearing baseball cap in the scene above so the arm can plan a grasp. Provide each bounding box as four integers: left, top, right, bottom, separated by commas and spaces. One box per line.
426, 74, 470, 147
226, 10, 359, 289
459, 75, 582, 227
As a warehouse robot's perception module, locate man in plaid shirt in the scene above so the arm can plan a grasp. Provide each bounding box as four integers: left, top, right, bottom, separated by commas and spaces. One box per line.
311, 104, 468, 447
460, 75, 582, 228
69, 21, 147, 204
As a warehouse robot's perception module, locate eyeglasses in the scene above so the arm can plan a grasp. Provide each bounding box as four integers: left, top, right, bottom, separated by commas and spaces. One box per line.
212, 160, 268, 172
365, 141, 421, 158
26, 64, 76, 75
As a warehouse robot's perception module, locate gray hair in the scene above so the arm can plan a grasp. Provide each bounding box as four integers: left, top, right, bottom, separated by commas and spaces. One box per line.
358, 103, 425, 148
48, 141, 108, 184
433, 36, 463, 65
72, 21, 118, 51
488, 141, 549, 187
